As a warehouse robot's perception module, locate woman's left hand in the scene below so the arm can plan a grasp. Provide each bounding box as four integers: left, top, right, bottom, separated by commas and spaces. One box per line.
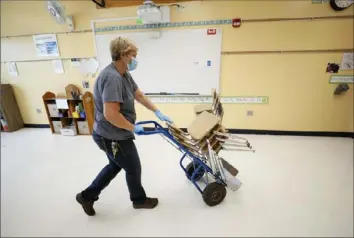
154, 110, 173, 123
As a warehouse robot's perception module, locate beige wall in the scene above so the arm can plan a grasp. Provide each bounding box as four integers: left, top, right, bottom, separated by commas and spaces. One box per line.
1, 1, 353, 132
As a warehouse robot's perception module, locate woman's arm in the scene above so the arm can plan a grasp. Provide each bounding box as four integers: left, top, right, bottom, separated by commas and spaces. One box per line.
134, 89, 158, 112
134, 89, 173, 123
104, 102, 135, 132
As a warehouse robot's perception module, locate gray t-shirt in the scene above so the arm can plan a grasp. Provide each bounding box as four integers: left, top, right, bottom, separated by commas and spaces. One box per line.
93, 63, 138, 141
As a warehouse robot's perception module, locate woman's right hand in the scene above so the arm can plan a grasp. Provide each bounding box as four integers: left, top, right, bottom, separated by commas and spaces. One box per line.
133, 125, 144, 134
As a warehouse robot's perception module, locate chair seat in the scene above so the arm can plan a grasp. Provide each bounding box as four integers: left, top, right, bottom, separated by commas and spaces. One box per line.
187, 111, 219, 141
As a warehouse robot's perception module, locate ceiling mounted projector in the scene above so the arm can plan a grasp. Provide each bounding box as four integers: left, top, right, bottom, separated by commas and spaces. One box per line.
137, 0, 170, 24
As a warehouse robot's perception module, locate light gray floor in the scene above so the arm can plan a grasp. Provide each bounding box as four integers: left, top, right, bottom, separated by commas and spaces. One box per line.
1, 128, 353, 237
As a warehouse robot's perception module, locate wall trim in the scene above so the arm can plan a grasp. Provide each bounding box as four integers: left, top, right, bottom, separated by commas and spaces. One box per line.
94, 15, 354, 33
24, 124, 353, 138
95, 19, 232, 32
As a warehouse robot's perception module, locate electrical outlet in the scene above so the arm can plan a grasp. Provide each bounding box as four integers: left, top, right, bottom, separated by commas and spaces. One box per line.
82, 80, 89, 89
247, 110, 253, 116
36, 108, 42, 113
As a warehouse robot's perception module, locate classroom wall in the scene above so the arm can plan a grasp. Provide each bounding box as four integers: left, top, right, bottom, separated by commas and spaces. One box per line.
1, 1, 353, 132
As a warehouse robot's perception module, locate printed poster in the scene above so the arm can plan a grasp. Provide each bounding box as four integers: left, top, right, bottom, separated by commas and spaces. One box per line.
33, 34, 60, 57
341, 53, 354, 70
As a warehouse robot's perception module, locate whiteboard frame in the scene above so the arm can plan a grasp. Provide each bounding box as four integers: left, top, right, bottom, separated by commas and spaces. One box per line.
91, 16, 139, 65
93, 26, 222, 95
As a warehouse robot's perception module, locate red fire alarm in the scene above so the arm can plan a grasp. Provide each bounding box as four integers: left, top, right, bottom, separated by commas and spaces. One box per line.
207, 29, 217, 35
232, 18, 241, 28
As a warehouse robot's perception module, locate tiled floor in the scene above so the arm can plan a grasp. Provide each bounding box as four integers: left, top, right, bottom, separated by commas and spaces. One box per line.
1, 128, 353, 237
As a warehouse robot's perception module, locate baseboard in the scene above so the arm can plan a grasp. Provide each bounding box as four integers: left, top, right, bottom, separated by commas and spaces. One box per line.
23, 124, 353, 138
24, 124, 50, 128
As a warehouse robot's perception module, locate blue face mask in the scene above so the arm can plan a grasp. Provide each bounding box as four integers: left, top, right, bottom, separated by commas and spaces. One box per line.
128, 57, 138, 71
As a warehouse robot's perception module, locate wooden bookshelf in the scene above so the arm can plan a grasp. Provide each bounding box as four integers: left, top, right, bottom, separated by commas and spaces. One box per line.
42, 88, 94, 135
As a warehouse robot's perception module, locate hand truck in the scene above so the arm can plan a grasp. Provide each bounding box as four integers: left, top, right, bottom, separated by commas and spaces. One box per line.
135, 120, 254, 206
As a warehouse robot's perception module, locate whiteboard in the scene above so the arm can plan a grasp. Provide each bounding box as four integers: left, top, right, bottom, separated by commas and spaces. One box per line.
95, 28, 222, 95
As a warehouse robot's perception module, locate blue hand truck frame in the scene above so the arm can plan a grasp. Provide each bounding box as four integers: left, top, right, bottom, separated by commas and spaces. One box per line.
136, 120, 229, 206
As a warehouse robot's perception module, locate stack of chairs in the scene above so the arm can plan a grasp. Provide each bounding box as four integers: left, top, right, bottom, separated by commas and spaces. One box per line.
167, 90, 253, 157
166, 111, 254, 158
194, 89, 224, 120
164, 90, 254, 191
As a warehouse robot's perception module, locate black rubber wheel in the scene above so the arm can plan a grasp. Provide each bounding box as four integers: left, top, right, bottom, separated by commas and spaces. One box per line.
202, 182, 227, 207
186, 162, 205, 181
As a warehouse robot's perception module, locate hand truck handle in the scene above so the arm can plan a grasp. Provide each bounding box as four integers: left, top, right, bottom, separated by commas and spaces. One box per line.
135, 120, 166, 136
135, 130, 165, 136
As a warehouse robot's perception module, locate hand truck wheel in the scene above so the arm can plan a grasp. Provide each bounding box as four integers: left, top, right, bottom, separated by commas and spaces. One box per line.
186, 162, 205, 181
202, 182, 227, 206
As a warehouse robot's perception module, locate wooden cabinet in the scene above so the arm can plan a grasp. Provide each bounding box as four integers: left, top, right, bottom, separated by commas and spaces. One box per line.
0, 84, 24, 132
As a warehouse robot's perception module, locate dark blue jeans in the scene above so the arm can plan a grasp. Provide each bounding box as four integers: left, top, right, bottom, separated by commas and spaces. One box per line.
81, 131, 147, 204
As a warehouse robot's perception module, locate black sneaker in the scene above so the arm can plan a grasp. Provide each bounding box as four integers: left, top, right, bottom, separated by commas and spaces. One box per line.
133, 197, 159, 209
76, 193, 95, 216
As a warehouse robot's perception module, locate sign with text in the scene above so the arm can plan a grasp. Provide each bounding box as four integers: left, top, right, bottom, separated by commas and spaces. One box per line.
145, 96, 269, 104
329, 75, 354, 84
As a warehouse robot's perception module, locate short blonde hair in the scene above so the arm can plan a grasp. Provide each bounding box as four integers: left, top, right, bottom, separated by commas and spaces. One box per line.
110, 37, 138, 61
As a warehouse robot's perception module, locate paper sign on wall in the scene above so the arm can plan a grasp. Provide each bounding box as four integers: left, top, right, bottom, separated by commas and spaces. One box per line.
79, 58, 99, 76
7, 62, 18, 77
312, 0, 329, 3
33, 34, 60, 57
207, 29, 216, 35
55, 99, 69, 109
52, 59, 64, 74
341, 53, 354, 70
329, 75, 354, 84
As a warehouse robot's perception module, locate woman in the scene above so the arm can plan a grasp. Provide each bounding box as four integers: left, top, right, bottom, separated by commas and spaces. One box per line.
76, 37, 172, 216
